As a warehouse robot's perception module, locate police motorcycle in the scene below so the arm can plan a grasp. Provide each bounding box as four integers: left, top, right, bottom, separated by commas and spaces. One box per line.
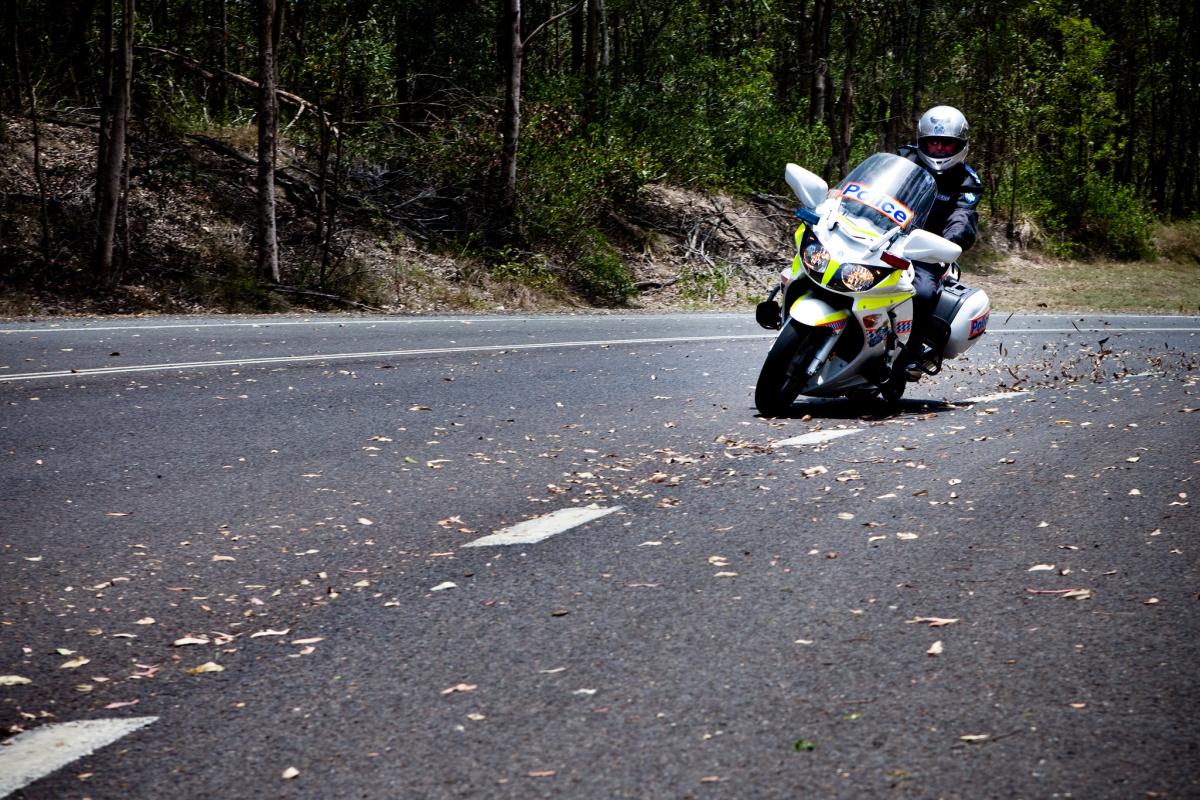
753, 152, 990, 415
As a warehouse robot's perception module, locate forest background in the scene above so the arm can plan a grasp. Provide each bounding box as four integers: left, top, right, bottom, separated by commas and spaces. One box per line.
1, 0, 1198, 316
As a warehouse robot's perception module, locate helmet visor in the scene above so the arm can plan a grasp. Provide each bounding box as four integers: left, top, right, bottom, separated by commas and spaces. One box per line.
920, 136, 965, 159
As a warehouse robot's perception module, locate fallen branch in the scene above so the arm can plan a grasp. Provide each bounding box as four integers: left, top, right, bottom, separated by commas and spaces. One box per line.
751, 193, 796, 215
634, 276, 680, 290
267, 284, 382, 312
710, 200, 753, 249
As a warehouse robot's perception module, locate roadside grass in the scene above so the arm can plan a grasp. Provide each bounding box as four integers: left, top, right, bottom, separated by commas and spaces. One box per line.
964, 250, 1200, 315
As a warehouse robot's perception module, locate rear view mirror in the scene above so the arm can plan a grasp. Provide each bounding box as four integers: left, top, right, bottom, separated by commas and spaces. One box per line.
902, 229, 962, 264
785, 163, 828, 210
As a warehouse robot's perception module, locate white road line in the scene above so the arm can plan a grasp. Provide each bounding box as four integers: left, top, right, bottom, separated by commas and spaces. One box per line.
0, 313, 747, 335
960, 390, 1032, 404
0, 319, 523, 334
0, 334, 771, 383
773, 429, 861, 447
0, 717, 158, 798
463, 506, 622, 548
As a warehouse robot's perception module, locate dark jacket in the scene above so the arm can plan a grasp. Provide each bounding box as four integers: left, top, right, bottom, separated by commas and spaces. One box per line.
898, 144, 982, 251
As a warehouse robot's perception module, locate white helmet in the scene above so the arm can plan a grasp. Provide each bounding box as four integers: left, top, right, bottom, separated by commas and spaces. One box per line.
916, 105, 969, 174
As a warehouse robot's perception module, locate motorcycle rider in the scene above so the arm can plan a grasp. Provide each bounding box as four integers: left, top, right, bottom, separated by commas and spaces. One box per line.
897, 105, 983, 376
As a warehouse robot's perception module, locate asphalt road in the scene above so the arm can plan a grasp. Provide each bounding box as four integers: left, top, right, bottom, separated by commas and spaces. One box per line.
1, 312, 1198, 799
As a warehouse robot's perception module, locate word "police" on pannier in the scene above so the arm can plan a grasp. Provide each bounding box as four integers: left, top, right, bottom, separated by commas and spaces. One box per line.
839, 182, 912, 227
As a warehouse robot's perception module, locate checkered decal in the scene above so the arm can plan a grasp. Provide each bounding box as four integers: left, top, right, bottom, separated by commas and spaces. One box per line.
895, 320, 913, 335
819, 319, 848, 333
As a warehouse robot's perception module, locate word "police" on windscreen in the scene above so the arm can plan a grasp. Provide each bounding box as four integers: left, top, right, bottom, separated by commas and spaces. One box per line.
839, 182, 912, 227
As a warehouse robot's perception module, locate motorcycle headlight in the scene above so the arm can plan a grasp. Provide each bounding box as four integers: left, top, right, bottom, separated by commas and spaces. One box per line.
803, 243, 830, 271
799, 229, 830, 280
830, 263, 890, 292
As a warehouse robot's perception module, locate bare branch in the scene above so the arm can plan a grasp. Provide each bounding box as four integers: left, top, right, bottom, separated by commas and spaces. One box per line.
137, 45, 339, 136
523, 0, 585, 46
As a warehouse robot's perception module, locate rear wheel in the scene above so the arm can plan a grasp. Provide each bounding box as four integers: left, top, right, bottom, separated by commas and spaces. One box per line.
755, 323, 819, 416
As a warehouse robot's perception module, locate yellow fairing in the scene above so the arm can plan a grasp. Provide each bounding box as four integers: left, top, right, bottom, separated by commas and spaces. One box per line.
789, 225, 806, 279
820, 257, 841, 286
875, 270, 903, 289
853, 293, 911, 312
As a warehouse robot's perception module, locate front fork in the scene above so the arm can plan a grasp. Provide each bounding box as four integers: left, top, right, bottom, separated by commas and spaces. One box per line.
805, 329, 840, 377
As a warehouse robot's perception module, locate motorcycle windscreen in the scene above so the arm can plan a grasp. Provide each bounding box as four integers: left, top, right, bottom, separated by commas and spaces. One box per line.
833, 153, 936, 235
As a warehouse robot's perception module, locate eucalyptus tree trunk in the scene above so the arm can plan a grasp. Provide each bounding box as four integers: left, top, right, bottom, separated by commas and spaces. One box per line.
808, 0, 833, 124
584, 0, 599, 123
500, 0, 581, 216
256, 0, 280, 283
95, 0, 112, 213
14, 11, 50, 265
211, 0, 229, 120
825, 10, 858, 181
500, 0, 523, 211
94, 0, 134, 285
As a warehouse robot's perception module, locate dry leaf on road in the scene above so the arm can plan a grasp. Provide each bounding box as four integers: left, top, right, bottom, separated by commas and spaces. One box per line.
249, 629, 290, 638
172, 636, 211, 647
104, 699, 140, 709
906, 617, 959, 627
441, 683, 478, 695
185, 662, 225, 675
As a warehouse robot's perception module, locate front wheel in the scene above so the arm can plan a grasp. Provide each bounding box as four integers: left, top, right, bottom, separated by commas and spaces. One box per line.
755, 323, 819, 416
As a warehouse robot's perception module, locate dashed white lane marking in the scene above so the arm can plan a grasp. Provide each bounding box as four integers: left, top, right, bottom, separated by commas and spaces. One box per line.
773, 393, 1031, 447
773, 429, 861, 447
961, 390, 1032, 404
463, 506, 623, 548
0, 334, 770, 383
0, 717, 158, 798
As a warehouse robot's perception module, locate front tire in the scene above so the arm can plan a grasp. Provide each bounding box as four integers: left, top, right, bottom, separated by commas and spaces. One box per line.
755, 323, 819, 416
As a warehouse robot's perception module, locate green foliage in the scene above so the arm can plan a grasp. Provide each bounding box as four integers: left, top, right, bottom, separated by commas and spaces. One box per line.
610, 48, 825, 191
487, 246, 563, 296
1073, 174, 1156, 259
1023, 162, 1155, 259
516, 111, 650, 239
564, 229, 634, 305
1036, 16, 1120, 176
679, 258, 735, 305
